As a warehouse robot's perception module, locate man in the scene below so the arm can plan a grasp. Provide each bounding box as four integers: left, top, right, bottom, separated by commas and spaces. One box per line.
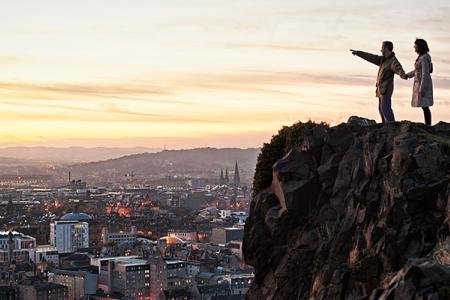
351, 41, 406, 123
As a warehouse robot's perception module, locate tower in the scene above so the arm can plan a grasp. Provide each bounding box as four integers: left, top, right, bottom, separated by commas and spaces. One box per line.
102, 227, 109, 244
233, 161, 240, 187
6, 196, 15, 221
225, 168, 229, 184
7, 231, 14, 264
219, 169, 224, 185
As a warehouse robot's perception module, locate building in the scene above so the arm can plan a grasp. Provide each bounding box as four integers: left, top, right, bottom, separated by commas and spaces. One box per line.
149, 256, 167, 300
87, 218, 104, 247
50, 220, 89, 253
29, 245, 59, 266
17, 282, 68, 300
183, 191, 210, 210
187, 179, 202, 189
226, 241, 243, 259
210, 228, 244, 245
198, 283, 231, 300
0, 285, 16, 300
225, 169, 229, 184
186, 261, 201, 277
48, 269, 98, 300
59, 209, 92, 222
219, 210, 232, 219
60, 208, 99, 246
164, 260, 195, 296
0, 230, 36, 263
166, 196, 182, 208
101, 226, 137, 245
219, 169, 225, 185
95, 256, 150, 300
0, 231, 36, 251
60, 252, 91, 269
168, 230, 198, 242
220, 273, 254, 296
231, 211, 247, 225
149, 257, 195, 300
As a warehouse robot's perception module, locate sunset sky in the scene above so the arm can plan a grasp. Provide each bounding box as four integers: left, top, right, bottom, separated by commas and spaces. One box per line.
1, 0, 449, 148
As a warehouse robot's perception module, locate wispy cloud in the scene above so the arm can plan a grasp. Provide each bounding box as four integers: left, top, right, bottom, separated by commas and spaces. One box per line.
0, 55, 27, 65
222, 43, 333, 52
0, 100, 230, 124
0, 71, 372, 102
0, 81, 170, 97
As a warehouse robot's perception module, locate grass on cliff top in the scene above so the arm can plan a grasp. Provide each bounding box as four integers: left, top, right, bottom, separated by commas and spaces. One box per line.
252, 120, 328, 196
415, 127, 450, 152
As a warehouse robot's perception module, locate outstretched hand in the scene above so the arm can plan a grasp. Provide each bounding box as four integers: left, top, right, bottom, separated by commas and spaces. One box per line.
349, 49, 358, 55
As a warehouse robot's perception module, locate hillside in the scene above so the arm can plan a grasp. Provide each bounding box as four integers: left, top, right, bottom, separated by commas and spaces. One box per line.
0, 147, 160, 163
67, 147, 260, 185
243, 117, 450, 299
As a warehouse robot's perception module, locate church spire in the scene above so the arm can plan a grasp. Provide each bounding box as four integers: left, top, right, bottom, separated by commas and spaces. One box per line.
233, 161, 240, 187
219, 169, 224, 185
225, 168, 229, 184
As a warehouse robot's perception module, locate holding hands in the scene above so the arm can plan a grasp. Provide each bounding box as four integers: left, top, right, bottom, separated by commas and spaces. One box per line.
401, 74, 409, 80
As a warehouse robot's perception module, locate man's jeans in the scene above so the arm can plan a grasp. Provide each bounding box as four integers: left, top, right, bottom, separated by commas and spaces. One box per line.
378, 95, 395, 123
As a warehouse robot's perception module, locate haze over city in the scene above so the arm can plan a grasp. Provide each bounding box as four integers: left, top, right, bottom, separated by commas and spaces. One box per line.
1, 0, 449, 149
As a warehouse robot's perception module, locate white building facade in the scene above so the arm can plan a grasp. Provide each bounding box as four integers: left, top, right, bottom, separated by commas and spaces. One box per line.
101, 226, 137, 245
0, 231, 36, 263
50, 220, 89, 253
29, 245, 59, 266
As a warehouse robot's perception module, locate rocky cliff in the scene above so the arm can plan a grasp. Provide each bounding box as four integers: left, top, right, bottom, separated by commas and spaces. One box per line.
243, 117, 450, 299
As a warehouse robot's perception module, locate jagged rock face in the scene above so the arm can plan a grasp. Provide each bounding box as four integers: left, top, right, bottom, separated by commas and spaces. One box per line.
243, 118, 450, 300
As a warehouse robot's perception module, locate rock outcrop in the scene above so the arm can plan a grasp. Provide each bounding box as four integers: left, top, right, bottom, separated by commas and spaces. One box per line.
244, 117, 450, 299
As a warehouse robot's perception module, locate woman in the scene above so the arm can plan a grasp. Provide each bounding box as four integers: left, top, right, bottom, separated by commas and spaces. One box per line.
404, 39, 433, 125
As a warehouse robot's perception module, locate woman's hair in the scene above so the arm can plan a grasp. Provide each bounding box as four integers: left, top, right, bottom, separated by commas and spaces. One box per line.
415, 38, 430, 55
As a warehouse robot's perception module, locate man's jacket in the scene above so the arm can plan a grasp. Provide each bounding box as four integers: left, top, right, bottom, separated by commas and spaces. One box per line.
355, 51, 405, 97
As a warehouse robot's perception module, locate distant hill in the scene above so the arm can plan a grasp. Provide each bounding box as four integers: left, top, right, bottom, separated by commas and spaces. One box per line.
0, 147, 160, 163
0, 156, 53, 175
67, 148, 261, 185
0, 156, 40, 164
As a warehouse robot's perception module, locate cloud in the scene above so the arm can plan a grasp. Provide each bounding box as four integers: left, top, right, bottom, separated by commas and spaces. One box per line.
1, 70, 447, 126
175, 70, 374, 89
414, 7, 450, 32
0, 81, 170, 96
222, 43, 333, 52
0, 71, 372, 103
0, 55, 26, 65
0, 133, 27, 143
0, 103, 229, 124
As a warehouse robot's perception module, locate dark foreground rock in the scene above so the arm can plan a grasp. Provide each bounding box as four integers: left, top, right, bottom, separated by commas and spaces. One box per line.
244, 117, 450, 300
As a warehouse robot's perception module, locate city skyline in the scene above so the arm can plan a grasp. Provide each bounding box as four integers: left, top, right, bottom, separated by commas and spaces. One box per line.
1, 0, 450, 148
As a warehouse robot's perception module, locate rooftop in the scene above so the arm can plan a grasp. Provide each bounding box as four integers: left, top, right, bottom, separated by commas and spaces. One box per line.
165, 259, 186, 265
159, 235, 185, 245
60, 212, 92, 221
96, 256, 148, 266
0, 231, 34, 239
